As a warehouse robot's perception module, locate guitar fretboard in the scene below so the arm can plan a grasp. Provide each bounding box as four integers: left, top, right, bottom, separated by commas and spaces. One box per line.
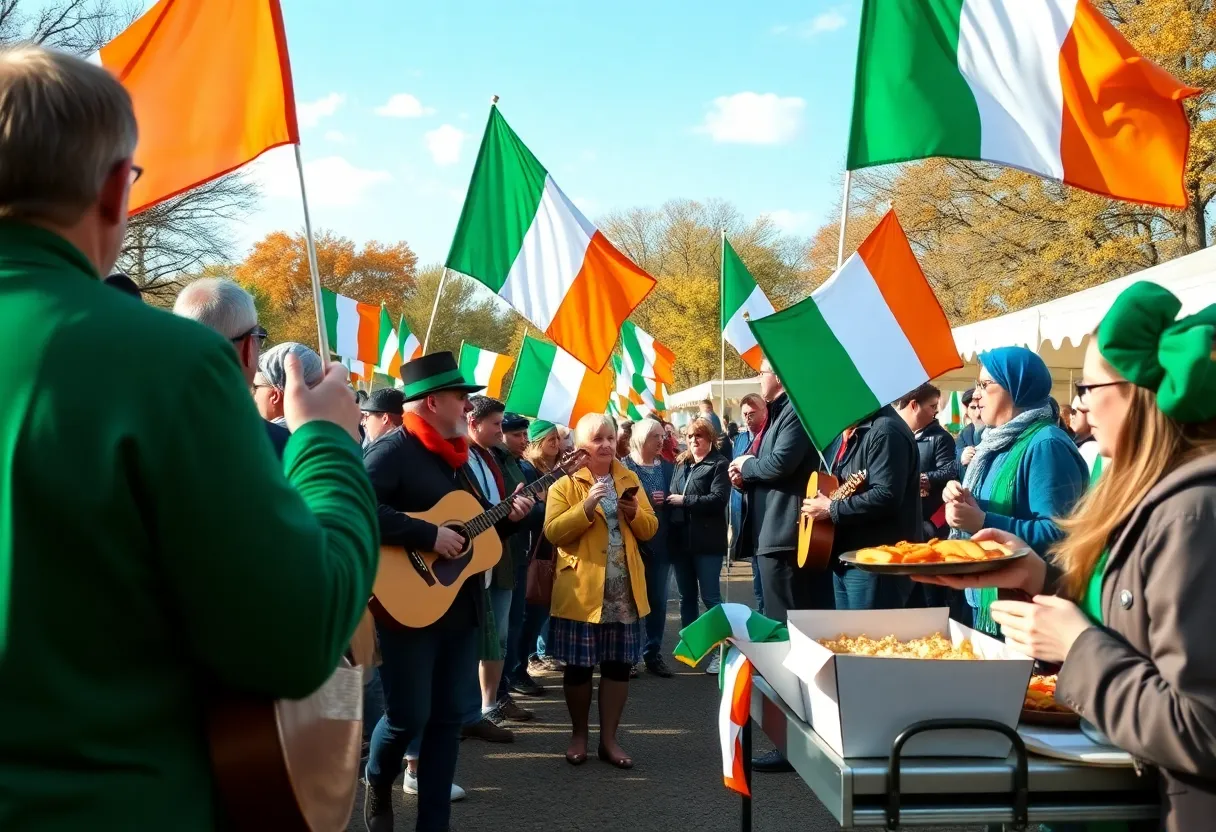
464, 469, 564, 538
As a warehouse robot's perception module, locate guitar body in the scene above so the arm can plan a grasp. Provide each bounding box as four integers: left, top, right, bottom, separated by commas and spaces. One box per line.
797, 471, 838, 571
209, 659, 364, 832
374, 489, 504, 628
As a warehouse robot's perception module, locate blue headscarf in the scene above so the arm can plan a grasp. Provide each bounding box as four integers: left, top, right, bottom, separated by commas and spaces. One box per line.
978, 347, 1052, 410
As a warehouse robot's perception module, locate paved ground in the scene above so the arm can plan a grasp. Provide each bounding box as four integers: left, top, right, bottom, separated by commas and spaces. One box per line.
349, 563, 983, 832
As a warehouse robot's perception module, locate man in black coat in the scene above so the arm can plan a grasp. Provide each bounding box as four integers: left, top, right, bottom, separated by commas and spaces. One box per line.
728, 360, 834, 618
805, 404, 922, 611
362, 353, 534, 832
895, 383, 957, 539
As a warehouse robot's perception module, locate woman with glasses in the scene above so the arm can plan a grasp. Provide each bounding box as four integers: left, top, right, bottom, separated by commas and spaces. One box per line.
667, 417, 730, 673
921, 282, 1216, 832
941, 346, 1088, 633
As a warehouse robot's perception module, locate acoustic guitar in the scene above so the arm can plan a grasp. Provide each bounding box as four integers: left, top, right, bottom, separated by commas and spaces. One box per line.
374, 450, 586, 628
209, 658, 364, 832
796, 470, 867, 570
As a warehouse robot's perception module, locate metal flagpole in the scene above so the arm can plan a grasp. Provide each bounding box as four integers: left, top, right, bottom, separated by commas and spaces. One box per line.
835, 170, 852, 269
295, 145, 331, 361
422, 267, 449, 354
720, 227, 732, 599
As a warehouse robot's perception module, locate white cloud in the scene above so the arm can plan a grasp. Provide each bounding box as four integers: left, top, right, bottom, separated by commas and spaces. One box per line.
773, 9, 849, 38
375, 93, 436, 118
424, 124, 466, 166
297, 93, 345, 129
765, 209, 812, 232
696, 92, 805, 145
323, 130, 349, 143
248, 148, 392, 207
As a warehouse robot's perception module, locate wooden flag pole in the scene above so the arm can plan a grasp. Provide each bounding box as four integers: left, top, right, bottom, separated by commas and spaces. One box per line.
835, 170, 852, 269
295, 145, 331, 361
421, 267, 449, 354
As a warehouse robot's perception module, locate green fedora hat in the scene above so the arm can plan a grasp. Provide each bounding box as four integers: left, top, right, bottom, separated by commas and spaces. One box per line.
400, 351, 485, 402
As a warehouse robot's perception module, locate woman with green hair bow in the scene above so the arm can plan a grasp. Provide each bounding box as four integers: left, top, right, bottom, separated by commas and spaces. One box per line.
919, 281, 1216, 832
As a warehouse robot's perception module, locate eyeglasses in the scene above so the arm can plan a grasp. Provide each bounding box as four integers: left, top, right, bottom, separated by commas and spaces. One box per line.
1074, 380, 1129, 402
232, 325, 268, 350
975, 379, 1001, 391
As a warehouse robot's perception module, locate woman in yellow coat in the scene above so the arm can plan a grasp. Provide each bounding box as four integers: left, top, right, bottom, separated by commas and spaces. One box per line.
545, 412, 657, 769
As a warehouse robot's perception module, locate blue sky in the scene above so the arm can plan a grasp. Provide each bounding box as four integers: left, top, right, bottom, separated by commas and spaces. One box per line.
243, 0, 863, 265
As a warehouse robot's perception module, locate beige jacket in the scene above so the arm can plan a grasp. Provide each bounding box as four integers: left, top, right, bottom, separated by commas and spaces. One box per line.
1056, 453, 1216, 832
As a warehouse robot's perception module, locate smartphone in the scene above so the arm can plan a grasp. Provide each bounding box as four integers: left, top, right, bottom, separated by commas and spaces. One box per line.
620, 486, 639, 501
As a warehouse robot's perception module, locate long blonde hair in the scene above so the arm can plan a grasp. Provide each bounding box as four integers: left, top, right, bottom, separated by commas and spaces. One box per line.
1053, 383, 1216, 599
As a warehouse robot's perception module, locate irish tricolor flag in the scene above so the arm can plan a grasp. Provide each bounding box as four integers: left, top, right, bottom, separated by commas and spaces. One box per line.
321, 288, 382, 365
721, 237, 775, 372
674, 603, 788, 667
459, 343, 514, 400
376, 309, 422, 381
504, 335, 613, 427
612, 355, 665, 418
847, 0, 1199, 208
446, 106, 655, 372
945, 390, 963, 433
748, 212, 962, 450
619, 321, 675, 385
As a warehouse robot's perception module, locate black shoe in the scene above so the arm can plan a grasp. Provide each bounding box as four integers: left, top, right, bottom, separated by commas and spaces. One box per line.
509, 673, 546, 697
644, 654, 673, 678
751, 749, 794, 773
363, 780, 394, 832
461, 714, 515, 743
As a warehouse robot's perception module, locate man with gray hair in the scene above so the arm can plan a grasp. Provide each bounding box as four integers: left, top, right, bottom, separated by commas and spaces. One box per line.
173, 277, 289, 457
0, 45, 380, 830
254, 341, 325, 427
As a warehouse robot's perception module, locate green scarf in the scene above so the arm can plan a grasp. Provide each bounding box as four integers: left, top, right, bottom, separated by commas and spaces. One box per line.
973, 420, 1052, 635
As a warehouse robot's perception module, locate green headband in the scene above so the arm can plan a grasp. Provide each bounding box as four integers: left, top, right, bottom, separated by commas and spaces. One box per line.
528, 419, 558, 442
1096, 281, 1216, 423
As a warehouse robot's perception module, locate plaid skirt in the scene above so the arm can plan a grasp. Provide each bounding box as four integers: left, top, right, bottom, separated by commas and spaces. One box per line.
548, 616, 643, 668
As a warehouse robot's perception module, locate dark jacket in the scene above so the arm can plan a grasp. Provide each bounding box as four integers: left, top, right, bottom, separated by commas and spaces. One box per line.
956, 421, 983, 465
622, 456, 674, 560
1055, 453, 1216, 832
668, 448, 730, 557
264, 419, 291, 459
735, 393, 816, 559
489, 446, 543, 586
915, 420, 958, 530
364, 428, 521, 628
825, 405, 923, 561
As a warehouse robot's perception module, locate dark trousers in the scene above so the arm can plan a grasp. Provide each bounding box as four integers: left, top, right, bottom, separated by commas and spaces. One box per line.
366, 621, 479, 832
757, 550, 835, 621
643, 551, 672, 658
362, 666, 385, 748
833, 567, 913, 611
498, 558, 530, 698
672, 552, 723, 629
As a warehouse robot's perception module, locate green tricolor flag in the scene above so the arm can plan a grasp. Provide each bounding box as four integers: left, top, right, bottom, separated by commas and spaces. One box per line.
504, 335, 614, 427
946, 390, 963, 433
673, 603, 788, 667
747, 212, 962, 451
619, 320, 675, 384
721, 237, 775, 372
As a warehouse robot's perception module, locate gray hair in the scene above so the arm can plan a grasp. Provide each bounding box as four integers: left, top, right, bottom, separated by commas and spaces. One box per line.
629, 418, 665, 458
0, 45, 138, 225
173, 278, 257, 340
573, 412, 616, 449
258, 342, 323, 390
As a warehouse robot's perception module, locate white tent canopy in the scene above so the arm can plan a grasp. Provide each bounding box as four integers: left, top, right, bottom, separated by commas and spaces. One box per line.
667, 246, 1216, 414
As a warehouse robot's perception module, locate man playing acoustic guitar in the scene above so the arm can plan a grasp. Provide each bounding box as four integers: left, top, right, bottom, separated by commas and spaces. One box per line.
363, 352, 535, 832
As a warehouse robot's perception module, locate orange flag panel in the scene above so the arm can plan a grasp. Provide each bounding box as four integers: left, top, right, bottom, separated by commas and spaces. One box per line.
101, 0, 299, 214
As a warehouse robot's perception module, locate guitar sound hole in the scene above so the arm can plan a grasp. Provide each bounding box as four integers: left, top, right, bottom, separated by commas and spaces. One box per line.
431, 523, 473, 587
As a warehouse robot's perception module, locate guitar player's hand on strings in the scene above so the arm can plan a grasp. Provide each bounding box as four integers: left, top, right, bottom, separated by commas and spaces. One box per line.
801, 493, 831, 520
506, 484, 535, 522
432, 526, 466, 559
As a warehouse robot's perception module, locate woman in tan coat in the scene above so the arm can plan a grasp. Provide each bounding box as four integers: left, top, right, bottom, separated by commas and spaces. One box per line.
545, 413, 656, 769
923, 282, 1216, 832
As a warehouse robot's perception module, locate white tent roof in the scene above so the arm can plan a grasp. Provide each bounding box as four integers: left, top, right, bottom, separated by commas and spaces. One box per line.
666, 377, 760, 410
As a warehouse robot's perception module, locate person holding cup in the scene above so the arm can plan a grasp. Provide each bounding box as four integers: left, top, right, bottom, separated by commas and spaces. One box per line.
623, 418, 675, 678
918, 282, 1216, 832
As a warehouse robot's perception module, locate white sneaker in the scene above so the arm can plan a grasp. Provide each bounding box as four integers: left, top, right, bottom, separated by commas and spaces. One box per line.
705, 653, 721, 674
403, 769, 467, 802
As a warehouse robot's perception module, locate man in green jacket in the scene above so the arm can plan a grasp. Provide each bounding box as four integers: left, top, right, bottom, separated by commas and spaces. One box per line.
0, 45, 380, 830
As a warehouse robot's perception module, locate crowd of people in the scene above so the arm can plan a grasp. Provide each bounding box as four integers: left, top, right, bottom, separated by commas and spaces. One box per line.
1, 43, 1214, 832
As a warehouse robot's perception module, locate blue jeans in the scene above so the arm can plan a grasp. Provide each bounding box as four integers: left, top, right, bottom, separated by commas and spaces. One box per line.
752, 561, 765, 616
833, 568, 913, 611
500, 559, 530, 695
673, 553, 724, 628
366, 622, 479, 832
643, 551, 672, 659
362, 666, 384, 748
536, 619, 549, 658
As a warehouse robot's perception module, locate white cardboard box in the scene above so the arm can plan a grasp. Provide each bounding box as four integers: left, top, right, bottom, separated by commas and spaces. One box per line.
731, 640, 808, 723
782, 608, 1033, 759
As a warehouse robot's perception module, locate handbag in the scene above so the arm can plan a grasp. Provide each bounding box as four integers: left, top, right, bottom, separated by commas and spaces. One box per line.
524, 529, 556, 607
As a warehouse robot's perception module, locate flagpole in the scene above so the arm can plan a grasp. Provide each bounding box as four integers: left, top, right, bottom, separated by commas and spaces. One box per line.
422, 267, 449, 354
720, 228, 733, 599
835, 170, 852, 269
295, 145, 331, 360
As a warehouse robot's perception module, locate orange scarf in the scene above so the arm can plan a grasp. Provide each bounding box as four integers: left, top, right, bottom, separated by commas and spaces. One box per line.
403, 412, 468, 469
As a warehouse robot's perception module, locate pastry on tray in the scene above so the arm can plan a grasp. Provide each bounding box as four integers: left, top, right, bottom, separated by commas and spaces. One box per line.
855, 538, 1014, 565
816, 631, 977, 660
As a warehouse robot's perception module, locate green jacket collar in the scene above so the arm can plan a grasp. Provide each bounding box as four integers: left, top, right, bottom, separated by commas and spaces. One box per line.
0, 221, 101, 281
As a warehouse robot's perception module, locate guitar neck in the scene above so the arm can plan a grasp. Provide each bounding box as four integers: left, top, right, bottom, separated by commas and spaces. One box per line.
464, 469, 562, 538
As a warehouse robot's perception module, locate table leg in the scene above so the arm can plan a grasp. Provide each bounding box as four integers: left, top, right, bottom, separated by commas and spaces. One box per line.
741, 717, 753, 832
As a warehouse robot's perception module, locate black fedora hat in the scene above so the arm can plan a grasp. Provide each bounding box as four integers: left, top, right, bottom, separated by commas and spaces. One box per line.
400, 351, 484, 402
361, 387, 405, 414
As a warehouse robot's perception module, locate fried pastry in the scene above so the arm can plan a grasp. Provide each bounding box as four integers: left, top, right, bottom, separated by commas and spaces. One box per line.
816, 632, 977, 660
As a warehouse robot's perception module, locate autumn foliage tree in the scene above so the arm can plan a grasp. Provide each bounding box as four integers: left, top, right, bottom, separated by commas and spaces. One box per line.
234, 231, 420, 349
